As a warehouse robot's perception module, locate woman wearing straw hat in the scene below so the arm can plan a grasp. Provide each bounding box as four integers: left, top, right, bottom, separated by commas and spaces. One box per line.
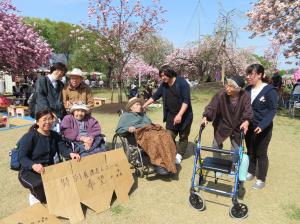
116, 97, 177, 175
60, 102, 106, 157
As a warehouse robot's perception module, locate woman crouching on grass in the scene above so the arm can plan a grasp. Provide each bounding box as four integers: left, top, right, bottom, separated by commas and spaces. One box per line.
18, 109, 80, 205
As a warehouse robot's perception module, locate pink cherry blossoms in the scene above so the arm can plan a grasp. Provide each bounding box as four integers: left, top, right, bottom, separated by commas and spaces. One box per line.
123, 57, 159, 81
165, 37, 257, 80
81, 0, 166, 81
247, 0, 300, 62
0, 0, 52, 74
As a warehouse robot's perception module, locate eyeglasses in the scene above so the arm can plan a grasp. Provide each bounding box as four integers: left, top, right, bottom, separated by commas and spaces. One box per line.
40, 118, 54, 123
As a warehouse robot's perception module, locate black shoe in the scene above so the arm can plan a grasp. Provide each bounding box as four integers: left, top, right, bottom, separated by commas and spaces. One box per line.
155, 166, 169, 175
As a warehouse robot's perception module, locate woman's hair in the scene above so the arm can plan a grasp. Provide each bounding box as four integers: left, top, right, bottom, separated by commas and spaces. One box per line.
159, 65, 177, 78
50, 62, 67, 74
246, 63, 269, 83
28, 109, 54, 132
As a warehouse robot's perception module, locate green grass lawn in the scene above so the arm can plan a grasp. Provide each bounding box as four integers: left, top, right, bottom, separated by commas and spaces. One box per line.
1, 87, 300, 224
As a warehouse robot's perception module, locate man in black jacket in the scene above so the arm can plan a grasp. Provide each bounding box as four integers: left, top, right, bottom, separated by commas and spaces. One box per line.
35, 62, 67, 119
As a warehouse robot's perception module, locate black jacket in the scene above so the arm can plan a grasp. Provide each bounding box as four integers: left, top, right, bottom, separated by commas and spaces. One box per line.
35, 76, 65, 119
246, 84, 278, 130
18, 129, 71, 170
151, 76, 193, 130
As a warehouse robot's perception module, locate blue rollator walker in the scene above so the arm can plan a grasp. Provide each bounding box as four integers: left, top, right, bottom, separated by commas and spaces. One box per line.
189, 125, 249, 219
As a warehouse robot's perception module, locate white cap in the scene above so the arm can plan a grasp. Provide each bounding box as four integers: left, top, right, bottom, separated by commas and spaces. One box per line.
70, 102, 89, 113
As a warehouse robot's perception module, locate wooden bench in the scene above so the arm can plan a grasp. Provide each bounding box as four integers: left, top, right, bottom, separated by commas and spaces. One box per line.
8, 106, 29, 117
94, 97, 111, 106
16, 106, 29, 117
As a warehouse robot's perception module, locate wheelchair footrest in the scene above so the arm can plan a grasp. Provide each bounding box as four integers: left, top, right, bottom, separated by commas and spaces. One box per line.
202, 157, 233, 174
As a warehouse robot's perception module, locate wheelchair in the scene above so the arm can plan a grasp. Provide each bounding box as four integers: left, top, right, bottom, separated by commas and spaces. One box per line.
112, 132, 157, 177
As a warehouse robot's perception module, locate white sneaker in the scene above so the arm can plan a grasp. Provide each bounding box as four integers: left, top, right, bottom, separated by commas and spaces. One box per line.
246, 172, 255, 181
175, 154, 182, 165
29, 193, 40, 206
252, 179, 265, 189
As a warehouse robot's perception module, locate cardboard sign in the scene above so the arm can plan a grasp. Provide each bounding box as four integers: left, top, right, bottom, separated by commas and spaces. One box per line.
0, 203, 61, 224
41, 161, 84, 224
70, 153, 114, 213
106, 149, 134, 203
41, 149, 133, 223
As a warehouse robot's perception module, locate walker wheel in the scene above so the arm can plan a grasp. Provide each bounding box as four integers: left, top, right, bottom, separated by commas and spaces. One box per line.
189, 192, 205, 211
229, 203, 248, 219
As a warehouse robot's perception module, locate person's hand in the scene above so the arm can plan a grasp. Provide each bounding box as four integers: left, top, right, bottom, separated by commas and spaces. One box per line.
32, 164, 45, 174
201, 117, 208, 127
70, 153, 80, 162
85, 137, 94, 144
80, 136, 93, 144
254, 127, 262, 134
128, 126, 136, 133
84, 141, 93, 150
240, 120, 249, 134
173, 114, 182, 125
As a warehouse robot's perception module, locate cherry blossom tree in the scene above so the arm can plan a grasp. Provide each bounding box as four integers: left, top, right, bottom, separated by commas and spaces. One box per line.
247, 0, 300, 62
263, 38, 281, 75
165, 36, 257, 81
123, 57, 159, 81
0, 0, 52, 74
77, 0, 165, 101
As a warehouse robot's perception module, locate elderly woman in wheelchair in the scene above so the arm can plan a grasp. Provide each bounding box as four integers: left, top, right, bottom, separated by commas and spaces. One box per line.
114, 97, 177, 176
60, 102, 106, 157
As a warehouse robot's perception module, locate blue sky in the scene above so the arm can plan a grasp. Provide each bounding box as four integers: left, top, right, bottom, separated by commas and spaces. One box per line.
13, 0, 295, 69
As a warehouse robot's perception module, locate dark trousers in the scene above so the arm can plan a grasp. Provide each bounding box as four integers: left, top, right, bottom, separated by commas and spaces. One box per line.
245, 124, 273, 182
18, 169, 46, 203
167, 121, 192, 157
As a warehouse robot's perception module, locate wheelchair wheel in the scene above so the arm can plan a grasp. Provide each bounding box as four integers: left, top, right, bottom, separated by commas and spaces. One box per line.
229, 203, 248, 219
135, 168, 144, 178
189, 192, 205, 211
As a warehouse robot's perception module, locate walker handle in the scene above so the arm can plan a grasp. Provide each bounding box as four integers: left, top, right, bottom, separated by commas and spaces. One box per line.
198, 123, 206, 142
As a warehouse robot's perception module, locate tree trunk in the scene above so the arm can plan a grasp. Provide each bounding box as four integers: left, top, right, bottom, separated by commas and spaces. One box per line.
107, 65, 113, 88
117, 81, 123, 103
110, 84, 114, 102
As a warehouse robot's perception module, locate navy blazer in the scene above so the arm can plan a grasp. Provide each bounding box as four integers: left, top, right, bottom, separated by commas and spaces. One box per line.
151, 76, 193, 129
246, 84, 278, 130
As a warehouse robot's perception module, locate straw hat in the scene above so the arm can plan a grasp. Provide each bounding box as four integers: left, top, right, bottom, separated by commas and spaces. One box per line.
67, 68, 83, 77
125, 97, 144, 111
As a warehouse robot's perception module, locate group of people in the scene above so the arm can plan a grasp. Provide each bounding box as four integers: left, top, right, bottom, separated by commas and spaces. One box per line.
17, 63, 107, 205
16, 62, 277, 207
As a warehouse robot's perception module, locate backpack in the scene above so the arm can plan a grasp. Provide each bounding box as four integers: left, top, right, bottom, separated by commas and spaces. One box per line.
9, 141, 21, 171
9, 134, 37, 171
